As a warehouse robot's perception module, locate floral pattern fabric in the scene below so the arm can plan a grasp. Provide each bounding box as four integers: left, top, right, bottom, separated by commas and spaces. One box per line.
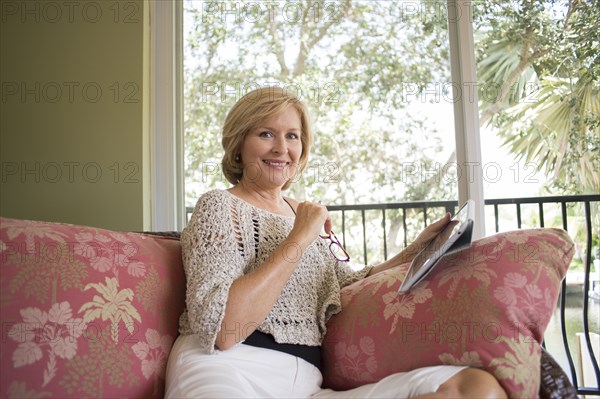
321, 228, 574, 399
1, 218, 575, 399
0, 217, 185, 399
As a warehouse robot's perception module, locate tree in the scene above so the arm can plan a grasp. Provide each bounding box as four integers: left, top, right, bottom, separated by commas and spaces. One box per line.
184, 0, 456, 206
183, 0, 598, 261
474, 0, 599, 194
184, 0, 461, 259
79, 277, 141, 344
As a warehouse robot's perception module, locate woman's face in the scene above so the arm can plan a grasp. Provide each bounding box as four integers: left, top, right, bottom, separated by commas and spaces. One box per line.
239, 107, 303, 189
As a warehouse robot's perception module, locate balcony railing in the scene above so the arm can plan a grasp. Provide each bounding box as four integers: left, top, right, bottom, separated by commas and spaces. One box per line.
186, 194, 600, 395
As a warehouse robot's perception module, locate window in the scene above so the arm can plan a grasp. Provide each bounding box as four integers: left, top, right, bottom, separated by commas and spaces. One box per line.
183, 1, 462, 208
474, 1, 599, 202
181, 1, 482, 256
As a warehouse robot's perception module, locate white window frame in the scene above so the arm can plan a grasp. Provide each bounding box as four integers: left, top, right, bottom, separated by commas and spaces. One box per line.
149, 0, 185, 231
447, 0, 486, 238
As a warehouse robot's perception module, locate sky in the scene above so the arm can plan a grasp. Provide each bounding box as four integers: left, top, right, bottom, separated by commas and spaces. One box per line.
402, 95, 549, 200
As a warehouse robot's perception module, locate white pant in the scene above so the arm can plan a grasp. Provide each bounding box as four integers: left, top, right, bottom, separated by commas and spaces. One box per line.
165, 334, 465, 398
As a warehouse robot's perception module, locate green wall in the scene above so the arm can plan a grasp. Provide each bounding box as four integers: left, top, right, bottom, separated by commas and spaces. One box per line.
0, 0, 149, 231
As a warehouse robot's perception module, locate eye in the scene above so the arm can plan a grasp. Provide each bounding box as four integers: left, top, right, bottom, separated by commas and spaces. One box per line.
259, 131, 273, 138
287, 132, 300, 140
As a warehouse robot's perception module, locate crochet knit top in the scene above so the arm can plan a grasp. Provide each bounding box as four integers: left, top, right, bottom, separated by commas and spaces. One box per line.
178, 189, 372, 353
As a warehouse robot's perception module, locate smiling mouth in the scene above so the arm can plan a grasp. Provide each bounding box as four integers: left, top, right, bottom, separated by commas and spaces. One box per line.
263, 160, 289, 167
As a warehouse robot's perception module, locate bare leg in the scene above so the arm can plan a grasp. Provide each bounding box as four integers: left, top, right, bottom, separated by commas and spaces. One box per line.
413, 368, 508, 399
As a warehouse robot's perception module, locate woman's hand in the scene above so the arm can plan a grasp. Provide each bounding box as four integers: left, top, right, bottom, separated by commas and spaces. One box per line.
289, 201, 332, 248
412, 212, 453, 253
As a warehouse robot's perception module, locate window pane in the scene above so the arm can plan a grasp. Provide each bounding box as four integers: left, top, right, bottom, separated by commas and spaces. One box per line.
474, 1, 599, 200
183, 0, 458, 210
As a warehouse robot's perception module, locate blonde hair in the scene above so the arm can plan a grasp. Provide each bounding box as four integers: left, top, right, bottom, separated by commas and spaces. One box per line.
221, 86, 313, 190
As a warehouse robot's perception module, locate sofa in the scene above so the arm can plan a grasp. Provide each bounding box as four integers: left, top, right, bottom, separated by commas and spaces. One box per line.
0, 216, 579, 398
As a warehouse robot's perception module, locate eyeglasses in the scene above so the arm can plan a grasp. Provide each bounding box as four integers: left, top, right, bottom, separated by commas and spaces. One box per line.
319, 230, 350, 262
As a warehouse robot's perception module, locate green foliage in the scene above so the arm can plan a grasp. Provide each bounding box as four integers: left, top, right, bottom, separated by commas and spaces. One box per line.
474, 0, 600, 194
183, 0, 598, 262
184, 0, 456, 207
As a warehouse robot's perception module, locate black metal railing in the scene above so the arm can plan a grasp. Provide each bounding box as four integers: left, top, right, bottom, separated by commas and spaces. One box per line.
186, 194, 600, 395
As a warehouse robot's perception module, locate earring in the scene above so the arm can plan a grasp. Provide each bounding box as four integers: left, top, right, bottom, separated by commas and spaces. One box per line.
235, 155, 240, 162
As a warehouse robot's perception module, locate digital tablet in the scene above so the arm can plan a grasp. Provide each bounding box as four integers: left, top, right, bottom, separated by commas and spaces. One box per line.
398, 200, 475, 293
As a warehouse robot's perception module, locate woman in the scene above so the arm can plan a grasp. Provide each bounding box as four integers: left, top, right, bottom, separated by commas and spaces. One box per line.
165, 87, 507, 398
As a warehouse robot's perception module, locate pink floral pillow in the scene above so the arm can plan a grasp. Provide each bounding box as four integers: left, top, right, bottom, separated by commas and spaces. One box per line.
0, 217, 185, 399
322, 228, 574, 399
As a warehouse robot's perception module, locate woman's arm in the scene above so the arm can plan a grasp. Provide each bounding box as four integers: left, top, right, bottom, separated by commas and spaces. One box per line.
367, 212, 452, 276
215, 201, 331, 350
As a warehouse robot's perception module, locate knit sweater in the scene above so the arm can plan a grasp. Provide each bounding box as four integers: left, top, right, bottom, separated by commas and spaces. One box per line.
178, 189, 372, 353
